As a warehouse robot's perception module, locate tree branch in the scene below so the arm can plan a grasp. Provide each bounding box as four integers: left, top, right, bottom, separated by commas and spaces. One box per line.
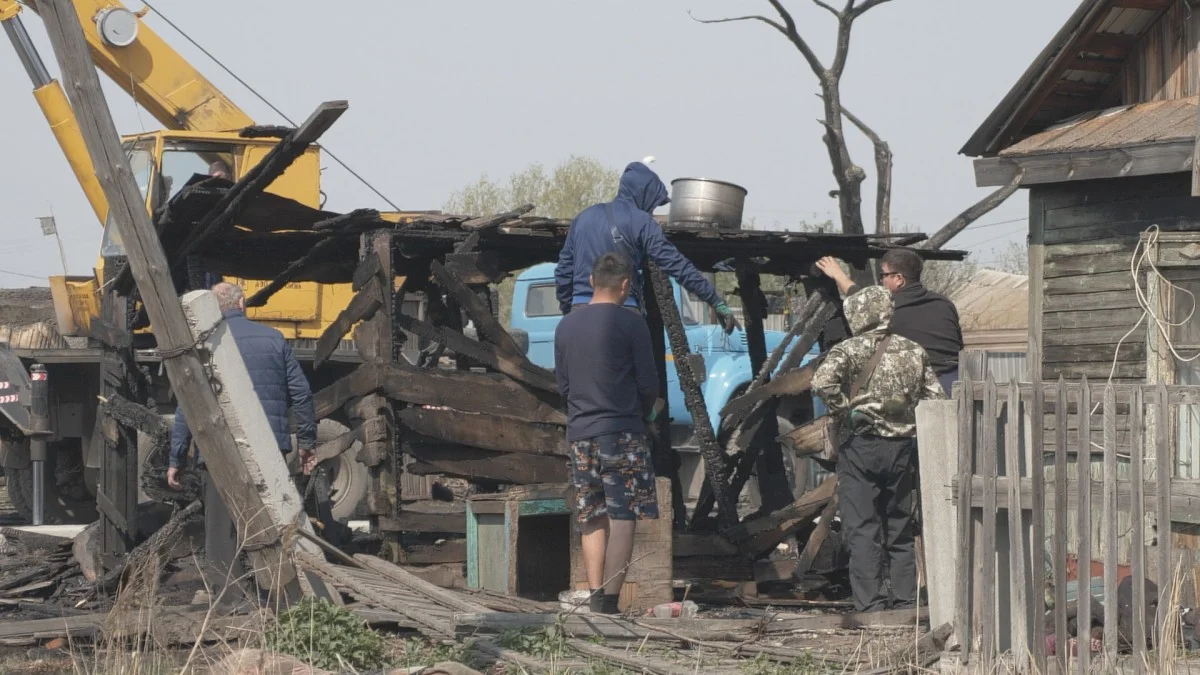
917, 170, 1025, 251
766, 0, 827, 75
811, 0, 842, 17
841, 104, 892, 236
689, 11, 790, 37
851, 0, 897, 18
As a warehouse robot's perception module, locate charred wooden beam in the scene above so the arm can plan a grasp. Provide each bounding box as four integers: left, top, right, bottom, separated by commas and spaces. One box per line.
312, 278, 384, 371
86, 316, 130, 351
98, 394, 167, 440
314, 361, 565, 425
405, 442, 568, 485
397, 407, 566, 456
394, 313, 557, 392
310, 208, 386, 234
647, 263, 736, 530
793, 495, 838, 579
443, 251, 506, 285
170, 101, 348, 275
355, 230, 396, 363
430, 260, 522, 357
736, 260, 792, 513
462, 204, 534, 231
244, 236, 342, 308
642, 264, 686, 530
726, 475, 837, 554
722, 358, 822, 425
777, 417, 836, 458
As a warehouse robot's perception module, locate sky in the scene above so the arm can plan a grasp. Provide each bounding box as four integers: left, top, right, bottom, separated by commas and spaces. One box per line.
0, 0, 1078, 288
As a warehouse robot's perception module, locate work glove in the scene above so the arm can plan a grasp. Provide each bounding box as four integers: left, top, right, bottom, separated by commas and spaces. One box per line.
714, 302, 740, 335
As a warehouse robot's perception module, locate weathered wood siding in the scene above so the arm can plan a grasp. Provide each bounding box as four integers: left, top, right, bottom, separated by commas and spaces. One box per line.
1118, 0, 1200, 104
1034, 173, 1200, 384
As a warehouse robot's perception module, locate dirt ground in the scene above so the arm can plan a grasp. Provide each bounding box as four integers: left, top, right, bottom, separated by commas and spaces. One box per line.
0, 288, 56, 328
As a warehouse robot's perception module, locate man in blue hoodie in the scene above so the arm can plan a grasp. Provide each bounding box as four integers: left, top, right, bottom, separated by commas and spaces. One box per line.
554, 162, 739, 333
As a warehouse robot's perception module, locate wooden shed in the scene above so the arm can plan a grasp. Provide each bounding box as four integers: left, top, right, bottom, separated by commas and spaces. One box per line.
961, 0, 1200, 580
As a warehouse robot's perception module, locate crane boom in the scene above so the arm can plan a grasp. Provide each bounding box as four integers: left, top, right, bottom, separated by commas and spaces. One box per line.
19, 0, 253, 132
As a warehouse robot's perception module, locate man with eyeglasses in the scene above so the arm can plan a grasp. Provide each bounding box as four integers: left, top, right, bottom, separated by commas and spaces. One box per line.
815, 249, 963, 396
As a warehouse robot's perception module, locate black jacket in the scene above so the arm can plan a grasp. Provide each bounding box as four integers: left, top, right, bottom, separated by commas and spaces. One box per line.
822, 282, 963, 376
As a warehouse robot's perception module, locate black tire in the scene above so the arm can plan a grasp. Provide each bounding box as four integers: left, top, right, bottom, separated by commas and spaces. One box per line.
7, 442, 98, 524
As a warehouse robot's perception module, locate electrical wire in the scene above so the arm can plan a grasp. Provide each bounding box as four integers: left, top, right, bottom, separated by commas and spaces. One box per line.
0, 268, 52, 281
138, 0, 401, 211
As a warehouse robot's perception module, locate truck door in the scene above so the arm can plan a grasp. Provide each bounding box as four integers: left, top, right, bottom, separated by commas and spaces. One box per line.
517, 281, 562, 369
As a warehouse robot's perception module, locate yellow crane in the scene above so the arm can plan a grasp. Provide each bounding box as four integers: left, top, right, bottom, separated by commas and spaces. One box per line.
1, 0, 351, 339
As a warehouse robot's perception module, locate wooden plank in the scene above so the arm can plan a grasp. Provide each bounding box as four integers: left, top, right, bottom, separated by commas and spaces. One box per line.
430, 260, 522, 358
961, 381, 1200, 406
405, 445, 567, 485
1044, 271, 1136, 296
1043, 343, 1144, 365
1044, 289, 1140, 313
1042, 307, 1145, 330
1053, 378, 1069, 674
1029, 377, 1047, 671
1044, 251, 1136, 278
955, 367, 974, 659
313, 278, 383, 371
351, 253, 383, 292
353, 230, 395, 363
382, 364, 564, 425
1156, 382, 1171, 649
794, 495, 838, 578
972, 143, 1194, 188
725, 475, 836, 554
397, 407, 565, 456
1078, 377, 1093, 674
1043, 326, 1145, 347
378, 502, 467, 534
980, 377, 997, 665
394, 313, 557, 393
1103, 384, 1119, 664
37, 0, 306, 599
1004, 380, 1029, 664
443, 252, 506, 285
174, 101, 348, 266
402, 540, 466, 565
950, 475, 1200, 522
1131, 386, 1148, 667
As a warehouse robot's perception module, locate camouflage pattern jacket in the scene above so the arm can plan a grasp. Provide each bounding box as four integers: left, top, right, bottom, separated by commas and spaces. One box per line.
812, 285, 946, 438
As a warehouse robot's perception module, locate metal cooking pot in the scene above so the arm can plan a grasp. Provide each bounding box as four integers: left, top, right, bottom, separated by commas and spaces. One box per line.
668, 178, 748, 229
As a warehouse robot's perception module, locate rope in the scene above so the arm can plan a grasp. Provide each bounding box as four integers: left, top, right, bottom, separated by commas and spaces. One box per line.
154, 317, 223, 359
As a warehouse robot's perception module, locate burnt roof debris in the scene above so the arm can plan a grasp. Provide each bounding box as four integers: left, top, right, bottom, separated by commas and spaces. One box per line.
155, 179, 967, 285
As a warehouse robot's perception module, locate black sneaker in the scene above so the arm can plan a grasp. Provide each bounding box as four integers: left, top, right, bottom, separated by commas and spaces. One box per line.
588, 591, 605, 614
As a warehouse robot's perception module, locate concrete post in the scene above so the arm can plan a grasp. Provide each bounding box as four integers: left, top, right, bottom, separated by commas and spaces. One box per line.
180, 291, 325, 592
916, 399, 959, 644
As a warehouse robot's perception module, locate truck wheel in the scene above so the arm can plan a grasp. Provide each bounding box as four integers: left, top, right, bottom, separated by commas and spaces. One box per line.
7, 442, 98, 524
318, 420, 368, 522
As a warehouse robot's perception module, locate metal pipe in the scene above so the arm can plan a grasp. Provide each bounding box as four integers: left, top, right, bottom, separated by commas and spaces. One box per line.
2, 15, 52, 87
28, 364, 49, 527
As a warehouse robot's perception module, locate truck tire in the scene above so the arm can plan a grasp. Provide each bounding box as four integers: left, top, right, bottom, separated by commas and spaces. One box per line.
317, 420, 368, 522
7, 442, 98, 524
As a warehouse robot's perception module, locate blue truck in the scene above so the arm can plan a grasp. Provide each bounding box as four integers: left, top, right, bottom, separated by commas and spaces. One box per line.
510, 264, 824, 483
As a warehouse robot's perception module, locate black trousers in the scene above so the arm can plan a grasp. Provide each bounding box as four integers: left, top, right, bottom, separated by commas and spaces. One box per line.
837, 434, 917, 612
202, 471, 249, 605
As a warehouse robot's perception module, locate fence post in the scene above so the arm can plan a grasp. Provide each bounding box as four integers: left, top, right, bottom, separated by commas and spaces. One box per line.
1030, 378, 1047, 670
1155, 382, 1172, 654
1053, 376, 1069, 673
981, 375, 998, 665
1131, 386, 1148, 671
916, 399, 958, 637
1102, 383, 1118, 665
1077, 376, 1093, 674
1005, 379, 1029, 665
955, 368, 975, 658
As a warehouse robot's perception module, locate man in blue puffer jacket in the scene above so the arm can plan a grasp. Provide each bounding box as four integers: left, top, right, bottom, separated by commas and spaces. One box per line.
554, 161, 739, 333
166, 282, 317, 488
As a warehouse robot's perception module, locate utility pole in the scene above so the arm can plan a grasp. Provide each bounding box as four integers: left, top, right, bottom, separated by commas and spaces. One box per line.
35, 0, 323, 601
38, 207, 69, 275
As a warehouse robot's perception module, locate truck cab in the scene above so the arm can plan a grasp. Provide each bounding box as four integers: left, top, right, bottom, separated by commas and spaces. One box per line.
510, 263, 825, 453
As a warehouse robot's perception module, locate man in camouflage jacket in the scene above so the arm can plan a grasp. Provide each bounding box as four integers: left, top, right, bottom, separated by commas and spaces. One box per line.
812, 285, 945, 612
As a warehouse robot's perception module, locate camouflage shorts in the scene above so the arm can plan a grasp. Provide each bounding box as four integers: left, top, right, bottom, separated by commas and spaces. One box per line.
570, 431, 659, 523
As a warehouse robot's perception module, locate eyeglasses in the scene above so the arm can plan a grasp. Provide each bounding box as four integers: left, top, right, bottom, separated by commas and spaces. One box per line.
881, 272, 903, 279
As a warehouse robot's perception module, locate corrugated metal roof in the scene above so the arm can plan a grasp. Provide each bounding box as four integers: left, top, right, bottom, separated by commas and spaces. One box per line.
949, 269, 1029, 332
998, 96, 1196, 157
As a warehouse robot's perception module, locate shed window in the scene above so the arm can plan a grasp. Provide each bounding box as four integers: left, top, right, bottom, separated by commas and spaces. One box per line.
1166, 271, 1200, 478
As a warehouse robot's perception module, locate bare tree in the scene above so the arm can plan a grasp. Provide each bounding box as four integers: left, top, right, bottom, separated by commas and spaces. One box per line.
693, 1, 1021, 250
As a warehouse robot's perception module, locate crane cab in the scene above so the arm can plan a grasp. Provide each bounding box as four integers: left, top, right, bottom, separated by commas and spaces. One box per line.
59, 130, 353, 343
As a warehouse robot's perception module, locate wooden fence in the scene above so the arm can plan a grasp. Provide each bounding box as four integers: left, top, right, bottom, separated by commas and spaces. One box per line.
951, 371, 1200, 672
